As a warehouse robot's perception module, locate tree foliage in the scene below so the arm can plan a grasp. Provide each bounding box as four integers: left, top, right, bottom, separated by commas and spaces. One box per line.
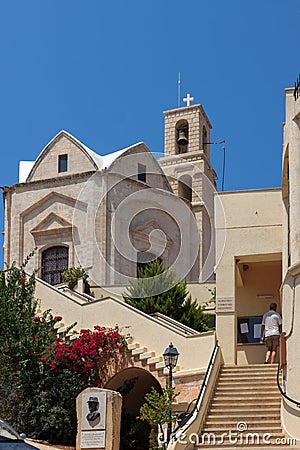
123, 260, 211, 332
0, 258, 127, 445
139, 384, 179, 450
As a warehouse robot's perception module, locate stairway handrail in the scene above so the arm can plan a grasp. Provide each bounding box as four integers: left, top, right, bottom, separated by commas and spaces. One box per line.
171, 340, 220, 441
150, 312, 199, 335
276, 362, 300, 408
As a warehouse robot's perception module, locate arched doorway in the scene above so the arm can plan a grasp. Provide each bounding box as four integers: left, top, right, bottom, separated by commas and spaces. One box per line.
105, 367, 163, 450
106, 367, 162, 414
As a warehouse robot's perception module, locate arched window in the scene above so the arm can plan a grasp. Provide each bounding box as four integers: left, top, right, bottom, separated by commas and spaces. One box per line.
178, 175, 192, 202
41, 246, 69, 285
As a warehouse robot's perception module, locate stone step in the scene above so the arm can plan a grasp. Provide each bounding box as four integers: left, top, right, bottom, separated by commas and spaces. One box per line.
220, 365, 278, 371
131, 346, 147, 356
216, 380, 277, 387
201, 422, 282, 434
139, 351, 155, 360
219, 374, 278, 381
196, 444, 293, 449
147, 355, 162, 365
127, 342, 139, 350
214, 392, 278, 399
194, 428, 288, 442
155, 360, 166, 369
221, 368, 278, 375
195, 444, 297, 450
215, 385, 278, 392
206, 413, 280, 421
220, 369, 279, 375
208, 407, 280, 414
203, 423, 283, 432
222, 364, 278, 369
211, 393, 280, 408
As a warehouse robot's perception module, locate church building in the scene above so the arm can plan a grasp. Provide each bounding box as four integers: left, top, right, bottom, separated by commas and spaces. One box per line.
2, 87, 300, 446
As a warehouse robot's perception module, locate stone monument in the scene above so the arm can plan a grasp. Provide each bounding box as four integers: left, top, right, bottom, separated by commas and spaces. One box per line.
76, 388, 122, 450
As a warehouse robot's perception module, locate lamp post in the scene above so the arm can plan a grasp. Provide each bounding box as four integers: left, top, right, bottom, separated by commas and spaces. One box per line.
163, 342, 179, 444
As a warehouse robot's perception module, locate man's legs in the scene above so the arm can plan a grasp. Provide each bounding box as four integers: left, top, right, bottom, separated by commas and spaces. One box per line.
271, 345, 278, 364
265, 346, 272, 364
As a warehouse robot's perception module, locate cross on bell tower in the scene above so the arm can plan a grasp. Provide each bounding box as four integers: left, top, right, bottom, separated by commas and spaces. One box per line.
183, 93, 194, 107
162, 98, 212, 158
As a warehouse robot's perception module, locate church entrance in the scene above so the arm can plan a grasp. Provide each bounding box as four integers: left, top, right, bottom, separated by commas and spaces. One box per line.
105, 367, 163, 450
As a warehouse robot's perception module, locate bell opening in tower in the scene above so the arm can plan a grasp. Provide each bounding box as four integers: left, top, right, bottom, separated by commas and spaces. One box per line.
176, 120, 189, 154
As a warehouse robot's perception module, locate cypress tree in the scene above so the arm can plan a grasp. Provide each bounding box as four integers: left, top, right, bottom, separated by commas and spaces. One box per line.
123, 260, 211, 332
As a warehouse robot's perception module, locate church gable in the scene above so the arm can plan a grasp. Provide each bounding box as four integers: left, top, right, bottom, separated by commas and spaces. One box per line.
27, 131, 98, 182
108, 142, 172, 192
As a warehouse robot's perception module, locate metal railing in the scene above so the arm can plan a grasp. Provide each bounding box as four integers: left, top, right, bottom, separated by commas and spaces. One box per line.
171, 341, 220, 441
277, 363, 300, 408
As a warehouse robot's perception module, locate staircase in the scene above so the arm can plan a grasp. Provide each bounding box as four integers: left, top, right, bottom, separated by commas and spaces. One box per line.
128, 340, 180, 373
195, 364, 298, 449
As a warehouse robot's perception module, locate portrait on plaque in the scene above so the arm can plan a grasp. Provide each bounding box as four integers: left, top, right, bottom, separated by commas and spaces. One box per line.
81, 392, 107, 430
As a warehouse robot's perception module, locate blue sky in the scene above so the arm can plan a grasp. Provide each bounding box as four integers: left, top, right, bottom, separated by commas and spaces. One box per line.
0, 0, 299, 264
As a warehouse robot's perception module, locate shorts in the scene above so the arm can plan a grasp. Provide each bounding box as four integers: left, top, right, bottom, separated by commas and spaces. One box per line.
265, 335, 280, 348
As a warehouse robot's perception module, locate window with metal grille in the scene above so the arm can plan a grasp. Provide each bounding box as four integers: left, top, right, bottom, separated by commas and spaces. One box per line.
41, 246, 69, 285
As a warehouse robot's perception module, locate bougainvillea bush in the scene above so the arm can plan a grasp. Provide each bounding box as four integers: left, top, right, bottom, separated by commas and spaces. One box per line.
43, 326, 127, 386
0, 257, 127, 444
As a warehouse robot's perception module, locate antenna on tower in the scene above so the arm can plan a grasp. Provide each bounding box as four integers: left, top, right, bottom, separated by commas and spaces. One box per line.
177, 72, 181, 108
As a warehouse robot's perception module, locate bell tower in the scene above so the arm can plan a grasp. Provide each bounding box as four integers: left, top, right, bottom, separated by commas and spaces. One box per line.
163, 98, 213, 160
159, 95, 217, 282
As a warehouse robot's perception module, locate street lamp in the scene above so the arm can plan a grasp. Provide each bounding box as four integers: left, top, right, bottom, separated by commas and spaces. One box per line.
163, 342, 179, 443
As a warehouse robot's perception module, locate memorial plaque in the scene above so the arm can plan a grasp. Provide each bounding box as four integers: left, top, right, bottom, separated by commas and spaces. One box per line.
80, 430, 106, 449
216, 297, 234, 312
81, 392, 107, 431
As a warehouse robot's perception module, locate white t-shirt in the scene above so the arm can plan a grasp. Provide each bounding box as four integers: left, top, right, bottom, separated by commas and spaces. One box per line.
262, 310, 282, 337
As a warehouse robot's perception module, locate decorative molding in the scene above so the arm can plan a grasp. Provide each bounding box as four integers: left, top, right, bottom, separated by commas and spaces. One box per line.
31, 212, 73, 240
20, 192, 87, 218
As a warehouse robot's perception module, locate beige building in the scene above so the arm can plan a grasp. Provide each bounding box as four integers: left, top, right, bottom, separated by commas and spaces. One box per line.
2, 88, 300, 445
3, 103, 216, 289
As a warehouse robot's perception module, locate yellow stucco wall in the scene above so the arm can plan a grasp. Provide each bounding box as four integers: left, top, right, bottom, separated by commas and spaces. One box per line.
215, 188, 282, 364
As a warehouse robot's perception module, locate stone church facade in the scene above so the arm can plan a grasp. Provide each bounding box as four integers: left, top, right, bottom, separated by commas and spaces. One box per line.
3, 89, 300, 443
3, 102, 216, 291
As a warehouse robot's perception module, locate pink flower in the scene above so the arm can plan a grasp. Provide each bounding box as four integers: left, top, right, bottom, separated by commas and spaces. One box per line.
20, 275, 27, 286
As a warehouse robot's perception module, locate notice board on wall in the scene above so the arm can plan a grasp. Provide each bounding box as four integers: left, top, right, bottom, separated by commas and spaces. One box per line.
237, 316, 263, 344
